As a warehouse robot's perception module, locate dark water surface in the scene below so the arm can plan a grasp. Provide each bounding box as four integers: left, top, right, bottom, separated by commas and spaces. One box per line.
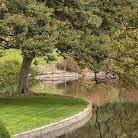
33, 79, 138, 138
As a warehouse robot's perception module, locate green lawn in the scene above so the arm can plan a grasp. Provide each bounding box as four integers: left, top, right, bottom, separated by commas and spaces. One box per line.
0, 96, 86, 135
32, 88, 63, 95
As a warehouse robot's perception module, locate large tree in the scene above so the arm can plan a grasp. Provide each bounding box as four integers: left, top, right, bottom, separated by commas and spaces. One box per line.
0, 0, 61, 94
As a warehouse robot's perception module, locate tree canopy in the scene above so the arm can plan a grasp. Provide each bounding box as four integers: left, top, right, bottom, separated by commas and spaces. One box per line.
58, 0, 138, 87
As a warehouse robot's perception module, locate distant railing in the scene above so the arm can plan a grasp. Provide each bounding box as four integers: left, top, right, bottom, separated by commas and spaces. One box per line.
13, 104, 92, 138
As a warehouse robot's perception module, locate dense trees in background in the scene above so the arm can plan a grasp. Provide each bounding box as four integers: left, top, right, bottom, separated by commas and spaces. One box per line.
89, 0, 138, 87
0, 0, 138, 94
58, 0, 138, 87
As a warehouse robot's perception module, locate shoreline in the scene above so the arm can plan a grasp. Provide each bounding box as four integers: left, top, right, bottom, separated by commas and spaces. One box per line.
13, 102, 92, 138
0, 93, 92, 138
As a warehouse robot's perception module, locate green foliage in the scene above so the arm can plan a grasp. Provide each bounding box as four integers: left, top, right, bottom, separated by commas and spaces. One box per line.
106, 28, 138, 88
42, 49, 63, 64
1, 0, 60, 57
76, 34, 110, 73
0, 120, 10, 138
59, 30, 110, 73
85, 0, 138, 31
119, 70, 138, 88
58, 0, 138, 87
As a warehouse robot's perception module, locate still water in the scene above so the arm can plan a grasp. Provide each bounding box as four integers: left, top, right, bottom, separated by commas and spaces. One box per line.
33, 79, 138, 138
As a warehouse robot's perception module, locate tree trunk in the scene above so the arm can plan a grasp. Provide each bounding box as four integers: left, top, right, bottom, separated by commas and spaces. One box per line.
17, 55, 34, 94
94, 72, 99, 84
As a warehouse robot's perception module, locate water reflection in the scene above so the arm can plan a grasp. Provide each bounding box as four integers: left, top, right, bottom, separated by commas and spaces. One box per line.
59, 102, 138, 138
62, 80, 120, 106
32, 79, 138, 138
33, 79, 121, 106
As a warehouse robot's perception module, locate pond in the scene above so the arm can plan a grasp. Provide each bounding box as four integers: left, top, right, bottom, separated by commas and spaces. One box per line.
32, 79, 138, 138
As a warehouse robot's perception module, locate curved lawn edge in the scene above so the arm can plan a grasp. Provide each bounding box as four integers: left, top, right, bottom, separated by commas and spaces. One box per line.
12, 97, 92, 138
0, 94, 86, 135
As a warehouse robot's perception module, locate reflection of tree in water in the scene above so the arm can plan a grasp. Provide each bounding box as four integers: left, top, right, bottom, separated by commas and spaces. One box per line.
56, 80, 74, 89
59, 79, 119, 107
58, 103, 138, 138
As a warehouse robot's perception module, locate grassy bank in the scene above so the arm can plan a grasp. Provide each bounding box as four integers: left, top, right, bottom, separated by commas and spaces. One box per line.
32, 88, 63, 95
0, 96, 86, 135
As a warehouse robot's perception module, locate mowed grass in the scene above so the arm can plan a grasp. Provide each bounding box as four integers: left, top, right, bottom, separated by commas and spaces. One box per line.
0, 96, 86, 135
32, 88, 63, 95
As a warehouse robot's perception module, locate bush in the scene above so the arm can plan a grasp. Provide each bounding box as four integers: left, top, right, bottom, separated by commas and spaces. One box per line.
0, 120, 10, 138
119, 70, 138, 88
0, 61, 20, 93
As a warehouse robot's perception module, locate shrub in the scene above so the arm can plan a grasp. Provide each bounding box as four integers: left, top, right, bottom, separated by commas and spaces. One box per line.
0, 120, 10, 138
0, 61, 20, 93
119, 70, 138, 88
